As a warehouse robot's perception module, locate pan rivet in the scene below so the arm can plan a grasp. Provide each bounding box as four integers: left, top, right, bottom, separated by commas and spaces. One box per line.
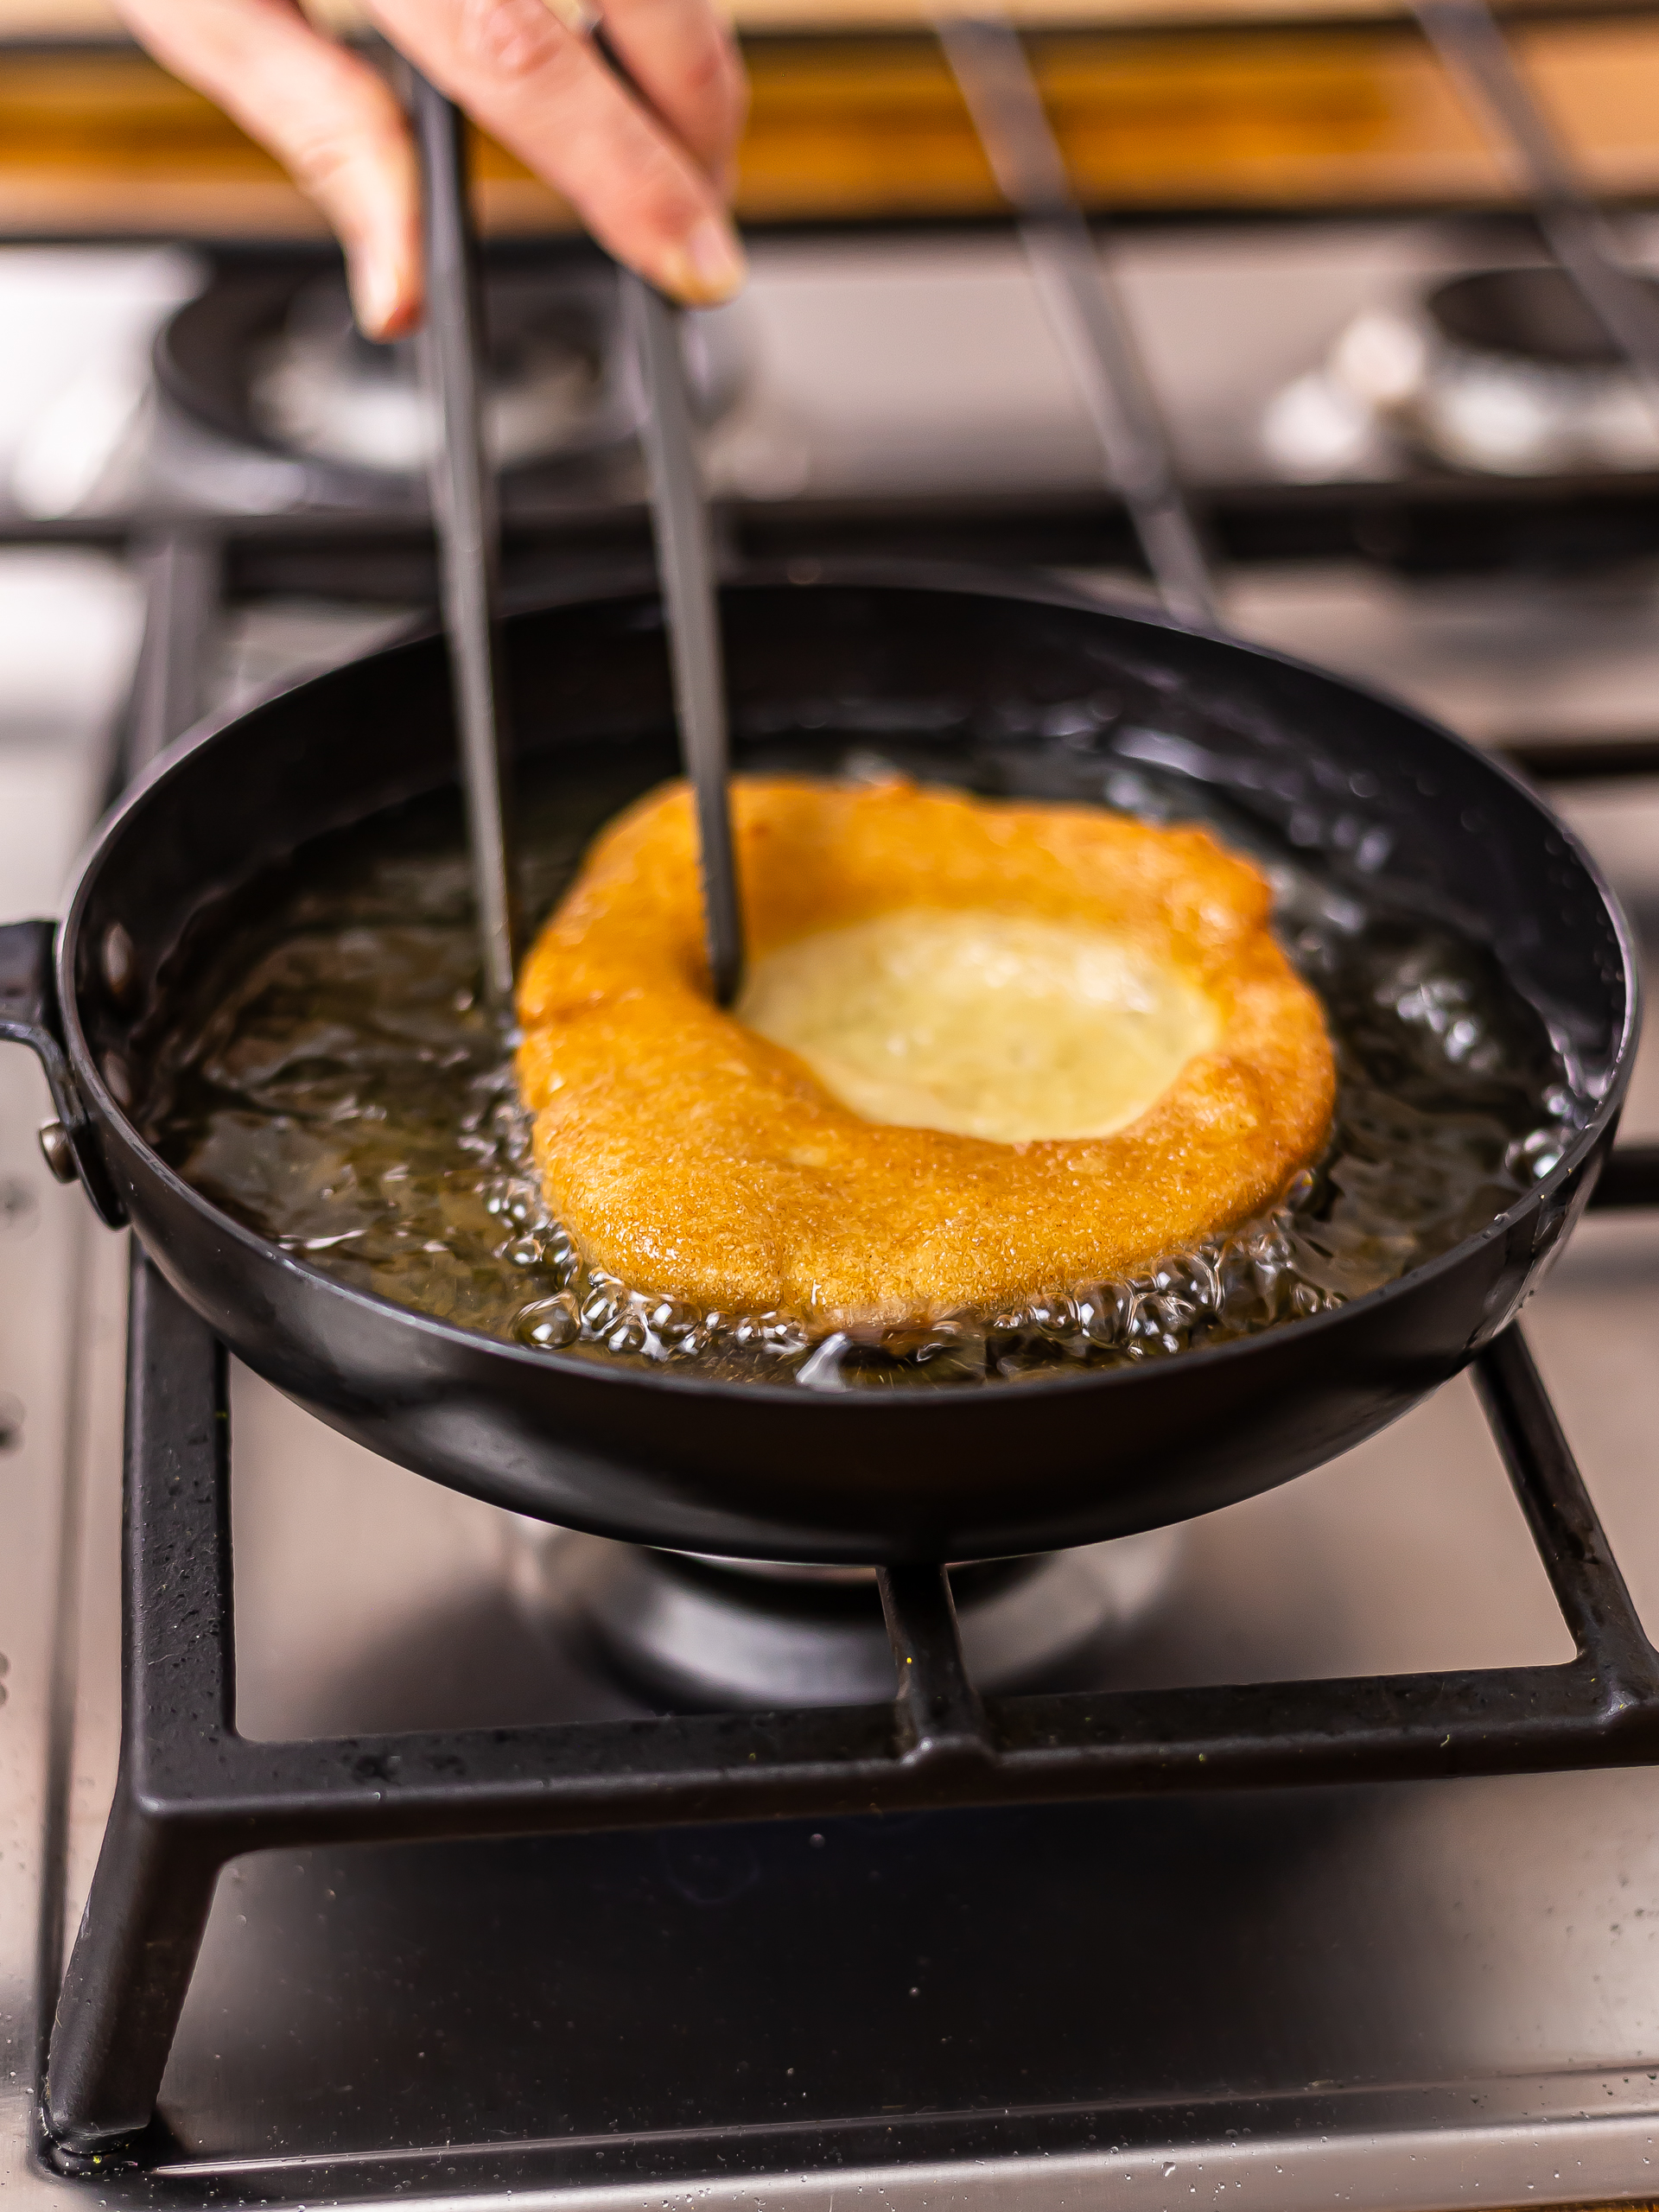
37, 1121, 78, 1184
101, 921, 137, 1007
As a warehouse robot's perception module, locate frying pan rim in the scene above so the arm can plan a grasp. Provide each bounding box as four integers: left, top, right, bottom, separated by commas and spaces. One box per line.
54, 564, 1642, 1415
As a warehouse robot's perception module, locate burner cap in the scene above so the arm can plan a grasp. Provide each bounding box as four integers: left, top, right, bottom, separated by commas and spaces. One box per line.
1426, 265, 1649, 370
1264, 264, 1659, 482
524, 1533, 1183, 1710
250, 272, 609, 474
154, 252, 745, 493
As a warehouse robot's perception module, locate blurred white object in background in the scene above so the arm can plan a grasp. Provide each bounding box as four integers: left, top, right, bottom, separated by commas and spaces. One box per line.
1261, 312, 1433, 478
0, 548, 143, 736
1332, 306, 1433, 410
1263, 264, 1659, 480
0, 247, 201, 518
0, 549, 143, 918
1260, 365, 1391, 480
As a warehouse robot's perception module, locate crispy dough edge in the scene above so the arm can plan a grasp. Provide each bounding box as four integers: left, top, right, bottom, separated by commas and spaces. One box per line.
516, 779, 1337, 1326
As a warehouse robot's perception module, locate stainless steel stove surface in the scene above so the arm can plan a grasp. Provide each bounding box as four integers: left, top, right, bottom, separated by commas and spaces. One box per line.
0, 615, 1653, 2212
10, 213, 1659, 518
21, 219, 1659, 765
3, 213, 1659, 2209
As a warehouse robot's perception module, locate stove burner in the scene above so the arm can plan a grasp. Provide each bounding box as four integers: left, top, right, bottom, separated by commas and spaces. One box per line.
1427, 265, 1649, 368
152, 251, 745, 499
251, 273, 609, 475
542, 1533, 1183, 1708
1263, 263, 1659, 481
40, 1211, 1659, 2155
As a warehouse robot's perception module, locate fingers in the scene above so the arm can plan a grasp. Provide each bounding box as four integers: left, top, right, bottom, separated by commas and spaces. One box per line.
114, 0, 750, 318
370, 0, 748, 304
594, 0, 747, 194
113, 0, 423, 340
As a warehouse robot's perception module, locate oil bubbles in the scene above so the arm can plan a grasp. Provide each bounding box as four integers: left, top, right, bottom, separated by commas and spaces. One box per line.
148, 750, 1584, 1395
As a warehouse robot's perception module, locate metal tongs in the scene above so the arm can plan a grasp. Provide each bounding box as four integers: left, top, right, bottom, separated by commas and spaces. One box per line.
413, 75, 521, 1014
940, 3, 1659, 630
618, 270, 744, 1007
1412, 0, 1659, 404
937, 12, 1220, 634
413, 60, 743, 1018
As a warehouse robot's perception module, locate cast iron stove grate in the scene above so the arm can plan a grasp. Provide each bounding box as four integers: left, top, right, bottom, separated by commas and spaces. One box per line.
42, 1140, 1659, 2160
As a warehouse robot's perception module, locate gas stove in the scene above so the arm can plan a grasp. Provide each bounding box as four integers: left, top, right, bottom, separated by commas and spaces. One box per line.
2, 206, 1659, 2212
18, 214, 1659, 757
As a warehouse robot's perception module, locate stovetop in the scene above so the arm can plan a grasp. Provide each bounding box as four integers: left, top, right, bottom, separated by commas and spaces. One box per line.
24, 211, 1659, 512
3, 211, 1659, 2209
18, 214, 1659, 761
1, 592, 1657, 2212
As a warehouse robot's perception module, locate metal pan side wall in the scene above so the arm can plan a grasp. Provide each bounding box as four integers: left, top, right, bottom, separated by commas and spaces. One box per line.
47, 574, 1640, 1563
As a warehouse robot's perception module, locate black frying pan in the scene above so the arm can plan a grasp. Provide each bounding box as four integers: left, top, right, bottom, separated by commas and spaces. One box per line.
0, 572, 1637, 1562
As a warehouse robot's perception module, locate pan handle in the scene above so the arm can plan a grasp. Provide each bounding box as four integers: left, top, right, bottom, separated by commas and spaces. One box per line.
0, 920, 127, 1228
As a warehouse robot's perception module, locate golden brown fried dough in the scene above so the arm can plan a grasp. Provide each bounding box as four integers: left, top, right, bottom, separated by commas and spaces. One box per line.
516, 778, 1335, 1328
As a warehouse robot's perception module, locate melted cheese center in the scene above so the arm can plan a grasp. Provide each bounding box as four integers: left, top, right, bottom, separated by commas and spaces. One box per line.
737, 908, 1219, 1145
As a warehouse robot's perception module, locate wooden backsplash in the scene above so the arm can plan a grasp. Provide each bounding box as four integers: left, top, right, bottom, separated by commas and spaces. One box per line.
2, 11, 1657, 236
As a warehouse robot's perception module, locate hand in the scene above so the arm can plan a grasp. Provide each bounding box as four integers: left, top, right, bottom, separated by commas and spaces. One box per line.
112, 0, 749, 339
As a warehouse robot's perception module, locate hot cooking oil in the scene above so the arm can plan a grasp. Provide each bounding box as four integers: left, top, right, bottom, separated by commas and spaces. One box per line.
143, 750, 1580, 1392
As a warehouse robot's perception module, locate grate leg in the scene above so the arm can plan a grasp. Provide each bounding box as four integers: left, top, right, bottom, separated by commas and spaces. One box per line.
878, 1564, 986, 1756
45, 1789, 224, 2150
1474, 1322, 1659, 1698
45, 1251, 237, 2152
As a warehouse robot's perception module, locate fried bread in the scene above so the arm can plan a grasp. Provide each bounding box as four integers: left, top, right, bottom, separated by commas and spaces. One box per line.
515, 777, 1336, 1329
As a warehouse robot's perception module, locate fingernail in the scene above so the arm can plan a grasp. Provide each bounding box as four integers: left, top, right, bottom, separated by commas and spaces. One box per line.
350, 253, 401, 341
663, 217, 747, 306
